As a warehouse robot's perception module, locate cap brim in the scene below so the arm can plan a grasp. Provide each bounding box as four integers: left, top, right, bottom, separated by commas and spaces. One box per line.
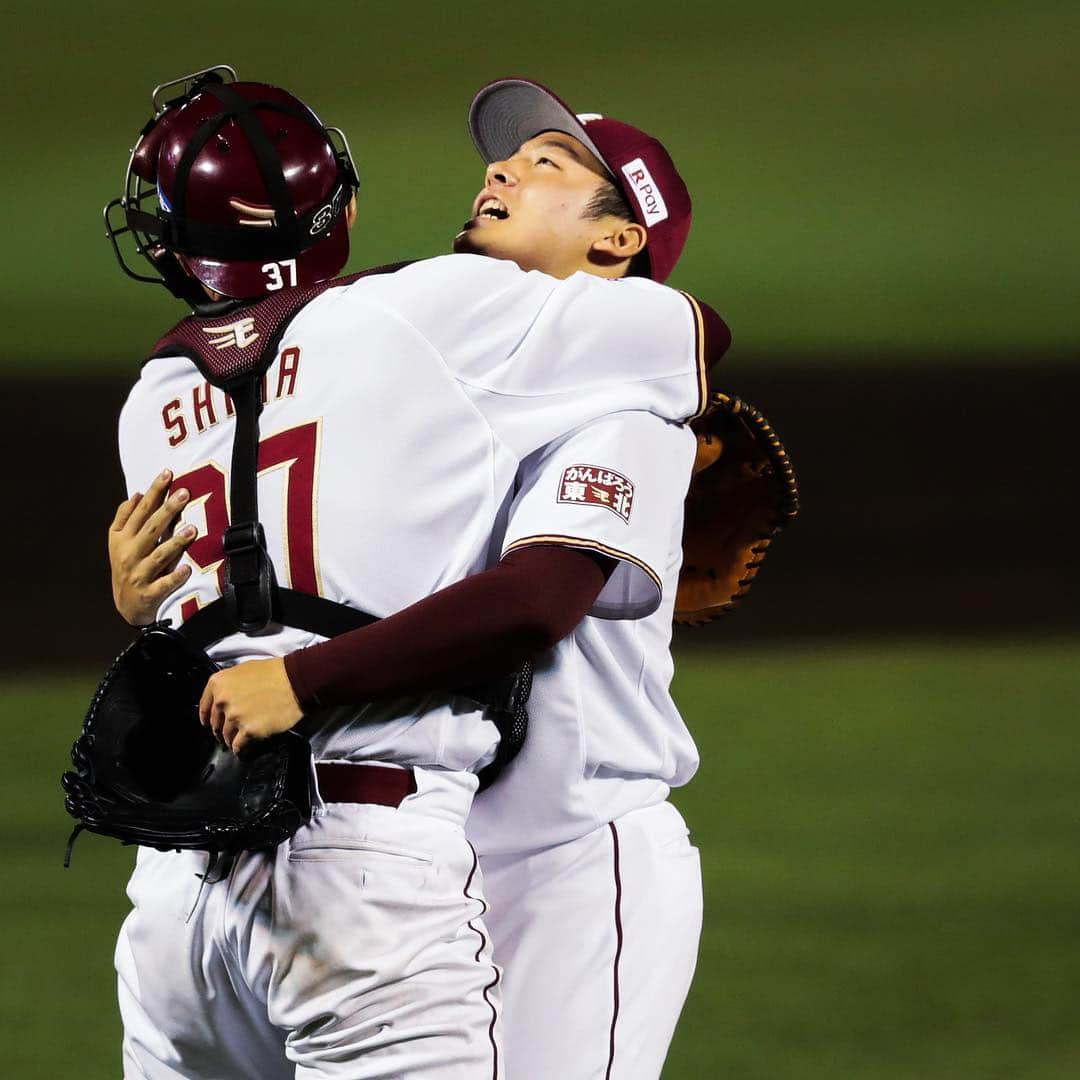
468, 79, 613, 179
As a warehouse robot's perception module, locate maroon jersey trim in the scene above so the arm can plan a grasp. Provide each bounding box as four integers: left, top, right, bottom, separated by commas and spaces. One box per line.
503, 535, 662, 598
679, 291, 731, 421
605, 822, 624, 1080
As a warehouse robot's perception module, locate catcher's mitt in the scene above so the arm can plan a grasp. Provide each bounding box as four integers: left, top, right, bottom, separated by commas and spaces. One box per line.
62, 623, 313, 861
675, 392, 800, 625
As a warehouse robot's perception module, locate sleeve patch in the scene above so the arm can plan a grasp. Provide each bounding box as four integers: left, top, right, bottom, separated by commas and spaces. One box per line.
557, 464, 635, 523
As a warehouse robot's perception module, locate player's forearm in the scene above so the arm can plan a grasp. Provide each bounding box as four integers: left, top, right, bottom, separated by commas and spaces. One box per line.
284, 545, 610, 709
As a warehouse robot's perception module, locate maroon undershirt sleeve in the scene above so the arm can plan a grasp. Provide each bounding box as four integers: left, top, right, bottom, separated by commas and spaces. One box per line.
283, 545, 612, 710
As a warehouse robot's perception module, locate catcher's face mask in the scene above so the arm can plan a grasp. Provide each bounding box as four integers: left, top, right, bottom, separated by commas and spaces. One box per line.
105, 65, 360, 304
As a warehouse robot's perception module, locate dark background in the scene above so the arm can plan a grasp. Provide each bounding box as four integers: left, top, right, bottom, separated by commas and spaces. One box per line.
10, 361, 1075, 665
2, 2, 1077, 1077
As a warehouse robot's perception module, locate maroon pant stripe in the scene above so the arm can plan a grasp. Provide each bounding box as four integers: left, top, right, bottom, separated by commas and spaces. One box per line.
465, 843, 500, 1079
606, 822, 624, 1080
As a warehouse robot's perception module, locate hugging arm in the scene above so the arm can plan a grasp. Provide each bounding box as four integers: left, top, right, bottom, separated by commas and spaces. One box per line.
105, 491, 610, 752
283, 543, 611, 709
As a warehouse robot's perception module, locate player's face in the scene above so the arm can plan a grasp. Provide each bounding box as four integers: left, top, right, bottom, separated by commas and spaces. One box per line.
454, 132, 620, 279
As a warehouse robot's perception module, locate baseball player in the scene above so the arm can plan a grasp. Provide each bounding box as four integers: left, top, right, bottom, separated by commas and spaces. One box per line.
461, 82, 722, 1079
103, 71, 720, 1078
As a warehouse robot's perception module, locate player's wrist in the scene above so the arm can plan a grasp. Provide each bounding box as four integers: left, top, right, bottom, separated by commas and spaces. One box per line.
283, 649, 322, 712
114, 589, 151, 626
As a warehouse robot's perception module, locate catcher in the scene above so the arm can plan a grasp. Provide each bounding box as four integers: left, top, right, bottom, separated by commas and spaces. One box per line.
91, 72, 797, 1079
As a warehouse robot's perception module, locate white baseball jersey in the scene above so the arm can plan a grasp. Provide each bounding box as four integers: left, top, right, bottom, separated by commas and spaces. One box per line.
118, 253, 708, 772
467, 406, 699, 854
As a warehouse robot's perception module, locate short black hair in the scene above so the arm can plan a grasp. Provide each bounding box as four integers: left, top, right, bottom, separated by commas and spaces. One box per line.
582, 178, 634, 223
581, 179, 650, 278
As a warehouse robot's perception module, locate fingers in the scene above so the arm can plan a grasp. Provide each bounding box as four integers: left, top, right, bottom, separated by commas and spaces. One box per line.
144, 564, 194, 608
197, 667, 281, 756
211, 702, 229, 743
116, 473, 192, 560
113, 560, 193, 627
199, 678, 215, 728
222, 715, 243, 752
134, 487, 191, 555
227, 719, 265, 757
123, 470, 174, 536
110, 493, 141, 533
146, 524, 198, 577
200, 673, 229, 743
221, 713, 259, 756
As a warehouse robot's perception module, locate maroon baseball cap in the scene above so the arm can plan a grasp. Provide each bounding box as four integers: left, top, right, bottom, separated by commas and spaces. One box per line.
468, 78, 692, 283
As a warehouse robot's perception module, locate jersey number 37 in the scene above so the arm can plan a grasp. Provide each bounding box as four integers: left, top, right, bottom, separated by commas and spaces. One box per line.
170, 420, 320, 623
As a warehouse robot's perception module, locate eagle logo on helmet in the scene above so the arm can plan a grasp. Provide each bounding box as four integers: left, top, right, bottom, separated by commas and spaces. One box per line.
229, 199, 277, 229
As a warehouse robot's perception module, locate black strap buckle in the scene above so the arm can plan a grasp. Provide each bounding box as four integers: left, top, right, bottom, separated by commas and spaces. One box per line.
222, 523, 277, 633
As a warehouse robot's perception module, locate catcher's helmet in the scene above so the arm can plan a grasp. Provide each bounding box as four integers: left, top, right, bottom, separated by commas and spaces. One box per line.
106, 66, 359, 304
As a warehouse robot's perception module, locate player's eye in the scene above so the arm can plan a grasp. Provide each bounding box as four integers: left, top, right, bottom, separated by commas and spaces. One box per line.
536, 156, 557, 167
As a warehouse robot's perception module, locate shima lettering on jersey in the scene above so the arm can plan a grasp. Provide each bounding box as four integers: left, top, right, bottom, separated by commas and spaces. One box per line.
118, 253, 709, 771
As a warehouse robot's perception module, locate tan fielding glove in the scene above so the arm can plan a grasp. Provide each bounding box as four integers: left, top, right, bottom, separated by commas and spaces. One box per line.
675, 393, 800, 626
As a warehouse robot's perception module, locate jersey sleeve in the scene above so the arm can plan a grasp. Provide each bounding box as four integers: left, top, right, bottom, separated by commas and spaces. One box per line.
500, 410, 696, 620
364, 255, 727, 459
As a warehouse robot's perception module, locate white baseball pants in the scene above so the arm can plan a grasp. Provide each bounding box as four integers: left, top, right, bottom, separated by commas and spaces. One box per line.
115, 767, 501, 1079
480, 800, 703, 1080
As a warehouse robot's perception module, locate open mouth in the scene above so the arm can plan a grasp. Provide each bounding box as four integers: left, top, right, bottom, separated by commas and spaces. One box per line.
475, 195, 509, 221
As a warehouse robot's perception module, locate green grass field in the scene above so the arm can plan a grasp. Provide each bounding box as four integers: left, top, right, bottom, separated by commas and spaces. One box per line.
2, 0, 1077, 370
4, 636, 1078, 1078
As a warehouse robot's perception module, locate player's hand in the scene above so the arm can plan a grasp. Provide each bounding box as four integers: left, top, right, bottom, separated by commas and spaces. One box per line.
108, 470, 197, 625
199, 658, 304, 756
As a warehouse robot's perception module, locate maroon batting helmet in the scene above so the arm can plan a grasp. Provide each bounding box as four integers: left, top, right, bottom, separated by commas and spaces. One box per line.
106, 66, 359, 304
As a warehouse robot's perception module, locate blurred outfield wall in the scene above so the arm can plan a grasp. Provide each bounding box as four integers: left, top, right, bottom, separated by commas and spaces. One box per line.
7, 363, 1076, 666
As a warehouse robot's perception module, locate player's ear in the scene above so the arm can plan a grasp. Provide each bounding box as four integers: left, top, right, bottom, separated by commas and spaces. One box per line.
345, 194, 358, 231
589, 221, 647, 263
